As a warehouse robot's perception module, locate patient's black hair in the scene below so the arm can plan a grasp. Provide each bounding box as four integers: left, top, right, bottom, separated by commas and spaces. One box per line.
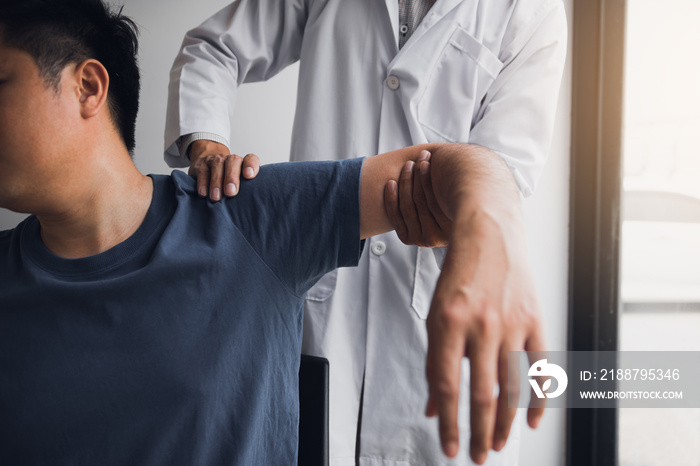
0, 0, 141, 154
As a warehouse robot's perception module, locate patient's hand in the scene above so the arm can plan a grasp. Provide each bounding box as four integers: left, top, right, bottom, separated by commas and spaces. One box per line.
188, 139, 260, 201
384, 150, 452, 248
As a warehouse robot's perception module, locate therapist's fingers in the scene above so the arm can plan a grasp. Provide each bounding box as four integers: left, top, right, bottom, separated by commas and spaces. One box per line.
206, 154, 227, 202
412, 158, 429, 219
413, 160, 450, 248
398, 161, 422, 245
190, 161, 211, 199
468, 335, 499, 465
384, 180, 410, 243
419, 159, 453, 234
223, 155, 243, 197
492, 343, 521, 451
242, 153, 260, 179
412, 152, 437, 245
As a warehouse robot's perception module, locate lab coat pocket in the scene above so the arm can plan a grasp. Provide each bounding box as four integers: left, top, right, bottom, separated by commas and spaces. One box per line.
418, 27, 503, 143
306, 269, 338, 302
411, 247, 441, 320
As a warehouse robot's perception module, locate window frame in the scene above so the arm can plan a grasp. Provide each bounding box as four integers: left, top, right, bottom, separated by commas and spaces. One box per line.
567, 1, 627, 465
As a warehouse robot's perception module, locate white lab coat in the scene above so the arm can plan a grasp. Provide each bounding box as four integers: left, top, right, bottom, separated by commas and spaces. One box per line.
164, 1, 567, 464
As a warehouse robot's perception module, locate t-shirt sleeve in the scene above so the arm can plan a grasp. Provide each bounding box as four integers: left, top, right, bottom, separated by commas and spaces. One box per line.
226, 157, 365, 297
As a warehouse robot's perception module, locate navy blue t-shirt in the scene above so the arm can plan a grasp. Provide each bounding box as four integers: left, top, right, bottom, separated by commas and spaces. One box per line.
0, 158, 364, 465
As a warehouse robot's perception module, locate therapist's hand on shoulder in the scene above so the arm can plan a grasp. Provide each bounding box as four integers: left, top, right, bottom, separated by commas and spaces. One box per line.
384, 150, 452, 248
188, 139, 260, 201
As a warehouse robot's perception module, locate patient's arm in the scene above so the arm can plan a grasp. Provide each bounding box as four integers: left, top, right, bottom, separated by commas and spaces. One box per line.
360, 143, 545, 465
186, 142, 544, 464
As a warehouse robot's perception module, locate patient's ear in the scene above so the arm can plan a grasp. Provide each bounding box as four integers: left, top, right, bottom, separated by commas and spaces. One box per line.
76, 59, 110, 120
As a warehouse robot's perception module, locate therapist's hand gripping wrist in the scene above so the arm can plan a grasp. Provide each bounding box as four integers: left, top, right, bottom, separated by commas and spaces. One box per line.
384, 150, 452, 248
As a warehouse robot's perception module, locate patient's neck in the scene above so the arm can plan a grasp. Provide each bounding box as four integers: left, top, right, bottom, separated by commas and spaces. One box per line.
36, 146, 153, 259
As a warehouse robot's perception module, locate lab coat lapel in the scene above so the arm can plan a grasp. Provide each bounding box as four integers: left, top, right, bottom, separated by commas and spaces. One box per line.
380, 0, 400, 52
389, 0, 463, 66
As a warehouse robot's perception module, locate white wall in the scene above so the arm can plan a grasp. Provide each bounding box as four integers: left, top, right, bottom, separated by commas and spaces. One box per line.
518, 0, 573, 463
0, 1, 573, 464
121, 0, 300, 175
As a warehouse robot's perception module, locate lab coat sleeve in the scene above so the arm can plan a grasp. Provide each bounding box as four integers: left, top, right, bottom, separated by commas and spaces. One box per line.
164, 0, 309, 167
468, 1, 568, 197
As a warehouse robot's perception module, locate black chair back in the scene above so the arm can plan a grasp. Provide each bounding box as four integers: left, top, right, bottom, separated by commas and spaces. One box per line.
298, 355, 329, 466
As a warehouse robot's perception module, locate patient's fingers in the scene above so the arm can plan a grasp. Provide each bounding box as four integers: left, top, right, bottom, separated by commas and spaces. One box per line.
426, 301, 465, 459
525, 329, 547, 428
492, 344, 521, 452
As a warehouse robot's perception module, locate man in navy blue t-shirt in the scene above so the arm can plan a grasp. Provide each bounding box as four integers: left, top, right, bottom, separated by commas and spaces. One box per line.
0, 1, 548, 465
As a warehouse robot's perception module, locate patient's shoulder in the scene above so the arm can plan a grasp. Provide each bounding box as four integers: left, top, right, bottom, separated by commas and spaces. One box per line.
0, 229, 11, 249
166, 170, 197, 196
0, 220, 26, 261
0, 219, 27, 246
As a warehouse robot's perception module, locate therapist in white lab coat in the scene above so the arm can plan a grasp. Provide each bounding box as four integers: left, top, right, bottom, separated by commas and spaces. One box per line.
164, 1, 567, 465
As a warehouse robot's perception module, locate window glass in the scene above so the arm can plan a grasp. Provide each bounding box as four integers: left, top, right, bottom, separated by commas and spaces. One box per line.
619, 1, 700, 465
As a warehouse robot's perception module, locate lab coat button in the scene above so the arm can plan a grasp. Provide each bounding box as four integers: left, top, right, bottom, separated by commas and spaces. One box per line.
371, 241, 387, 256
386, 75, 400, 90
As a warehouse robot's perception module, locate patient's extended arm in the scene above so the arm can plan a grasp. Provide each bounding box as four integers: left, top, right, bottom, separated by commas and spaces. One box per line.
360, 143, 545, 465
188, 143, 545, 465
